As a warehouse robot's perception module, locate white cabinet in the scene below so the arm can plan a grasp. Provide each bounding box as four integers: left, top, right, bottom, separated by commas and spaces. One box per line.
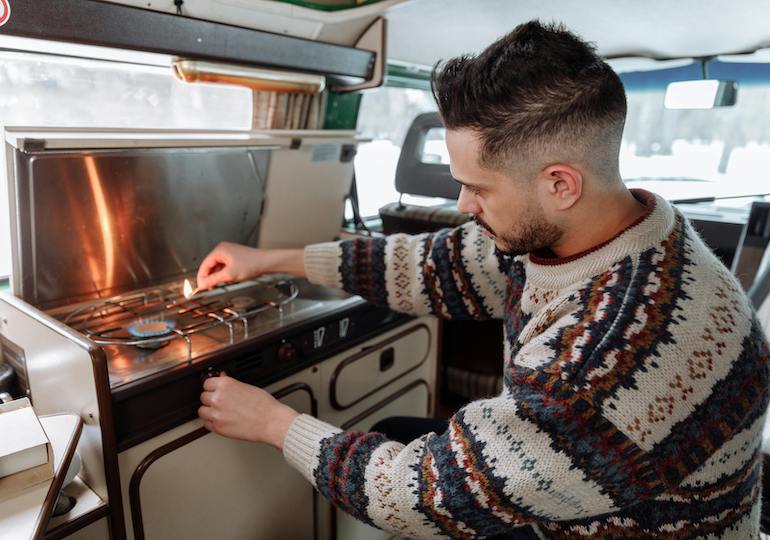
97, 316, 437, 540
117, 367, 320, 540
318, 317, 437, 428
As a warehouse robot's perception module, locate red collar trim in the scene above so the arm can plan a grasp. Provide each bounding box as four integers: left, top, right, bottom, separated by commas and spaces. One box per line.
528, 189, 657, 266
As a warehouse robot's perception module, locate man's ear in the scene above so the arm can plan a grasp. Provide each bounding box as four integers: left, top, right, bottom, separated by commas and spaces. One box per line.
539, 163, 583, 210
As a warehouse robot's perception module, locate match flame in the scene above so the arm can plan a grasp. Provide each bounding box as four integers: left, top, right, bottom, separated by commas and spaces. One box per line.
183, 279, 193, 299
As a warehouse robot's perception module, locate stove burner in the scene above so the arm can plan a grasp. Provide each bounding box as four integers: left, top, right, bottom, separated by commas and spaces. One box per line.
128, 320, 176, 349
229, 296, 257, 312
128, 320, 175, 337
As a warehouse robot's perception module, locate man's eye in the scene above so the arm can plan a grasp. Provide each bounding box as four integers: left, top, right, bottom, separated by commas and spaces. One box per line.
465, 185, 481, 195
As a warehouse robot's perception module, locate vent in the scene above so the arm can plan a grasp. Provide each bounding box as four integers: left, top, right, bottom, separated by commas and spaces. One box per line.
234, 351, 265, 376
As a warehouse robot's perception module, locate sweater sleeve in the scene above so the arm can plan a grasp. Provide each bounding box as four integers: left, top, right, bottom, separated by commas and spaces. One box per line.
303, 221, 509, 320
282, 388, 665, 540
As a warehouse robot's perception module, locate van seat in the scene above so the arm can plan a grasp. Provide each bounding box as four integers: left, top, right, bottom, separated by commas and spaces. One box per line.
379, 202, 470, 235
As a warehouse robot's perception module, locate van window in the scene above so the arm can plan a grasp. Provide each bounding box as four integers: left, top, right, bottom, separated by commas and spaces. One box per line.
0, 48, 252, 280
354, 86, 444, 218
420, 127, 450, 164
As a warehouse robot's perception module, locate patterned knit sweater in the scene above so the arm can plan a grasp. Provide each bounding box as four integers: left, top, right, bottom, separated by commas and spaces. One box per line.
284, 190, 770, 539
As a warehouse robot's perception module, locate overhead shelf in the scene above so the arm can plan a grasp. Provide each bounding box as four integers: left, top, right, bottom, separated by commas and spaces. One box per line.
0, 0, 376, 87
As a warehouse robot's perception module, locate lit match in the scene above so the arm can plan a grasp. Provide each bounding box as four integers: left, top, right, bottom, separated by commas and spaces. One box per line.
183, 279, 200, 299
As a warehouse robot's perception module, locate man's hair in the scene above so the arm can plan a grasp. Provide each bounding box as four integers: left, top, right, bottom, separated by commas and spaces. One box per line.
431, 20, 627, 176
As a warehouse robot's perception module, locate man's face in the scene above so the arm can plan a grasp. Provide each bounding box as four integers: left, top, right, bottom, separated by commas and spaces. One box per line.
445, 129, 562, 256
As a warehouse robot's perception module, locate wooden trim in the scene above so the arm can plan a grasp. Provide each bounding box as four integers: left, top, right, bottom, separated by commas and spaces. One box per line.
762, 453, 770, 534
89, 347, 127, 540
32, 414, 83, 540
271, 383, 317, 540
330, 324, 431, 411
340, 379, 431, 431
128, 382, 317, 540
128, 427, 208, 540
44, 505, 110, 540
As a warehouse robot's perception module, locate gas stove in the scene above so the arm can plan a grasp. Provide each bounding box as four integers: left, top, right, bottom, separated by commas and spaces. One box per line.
48, 275, 364, 390
0, 129, 418, 538
38, 276, 406, 450
0, 129, 410, 451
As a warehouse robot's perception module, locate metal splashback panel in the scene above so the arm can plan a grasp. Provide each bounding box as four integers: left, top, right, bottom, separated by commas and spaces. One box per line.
9, 146, 269, 308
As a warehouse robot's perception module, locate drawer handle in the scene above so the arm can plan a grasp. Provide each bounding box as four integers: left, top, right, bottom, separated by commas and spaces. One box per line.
379, 348, 395, 372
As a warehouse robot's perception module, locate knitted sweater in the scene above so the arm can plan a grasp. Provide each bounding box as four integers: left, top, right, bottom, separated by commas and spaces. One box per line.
284, 190, 770, 539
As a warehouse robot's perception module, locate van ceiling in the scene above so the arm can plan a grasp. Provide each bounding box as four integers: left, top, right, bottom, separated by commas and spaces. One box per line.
385, 0, 770, 66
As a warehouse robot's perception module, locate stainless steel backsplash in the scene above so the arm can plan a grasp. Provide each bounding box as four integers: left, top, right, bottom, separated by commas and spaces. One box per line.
9, 146, 269, 308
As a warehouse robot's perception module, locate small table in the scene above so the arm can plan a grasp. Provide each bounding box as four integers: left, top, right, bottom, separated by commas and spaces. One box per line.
0, 414, 83, 540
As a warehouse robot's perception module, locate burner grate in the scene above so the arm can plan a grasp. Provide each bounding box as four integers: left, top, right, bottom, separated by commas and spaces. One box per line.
62, 279, 299, 358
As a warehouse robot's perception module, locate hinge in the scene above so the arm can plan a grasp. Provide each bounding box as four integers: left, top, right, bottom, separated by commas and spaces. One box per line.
22, 139, 46, 153
340, 144, 357, 163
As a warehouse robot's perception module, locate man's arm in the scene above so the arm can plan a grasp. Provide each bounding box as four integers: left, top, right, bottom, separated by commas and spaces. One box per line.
196, 242, 306, 289
305, 221, 510, 320
198, 373, 664, 539
197, 221, 511, 321
282, 392, 664, 538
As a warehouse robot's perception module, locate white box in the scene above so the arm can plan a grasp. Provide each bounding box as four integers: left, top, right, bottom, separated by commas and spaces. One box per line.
0, 398, 53, 500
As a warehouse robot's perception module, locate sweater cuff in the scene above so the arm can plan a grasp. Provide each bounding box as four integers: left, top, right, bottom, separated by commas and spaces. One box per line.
283, 414, 342, 487
303, 242, 342, 288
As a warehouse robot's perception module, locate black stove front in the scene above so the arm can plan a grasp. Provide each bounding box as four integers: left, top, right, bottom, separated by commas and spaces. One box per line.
109, 299, 409, 451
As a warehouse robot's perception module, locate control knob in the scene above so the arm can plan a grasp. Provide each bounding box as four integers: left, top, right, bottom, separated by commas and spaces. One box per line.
278, 342, 299, 363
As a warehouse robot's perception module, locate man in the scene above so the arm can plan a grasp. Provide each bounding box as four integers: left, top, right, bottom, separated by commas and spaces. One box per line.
196, 21, 769, 539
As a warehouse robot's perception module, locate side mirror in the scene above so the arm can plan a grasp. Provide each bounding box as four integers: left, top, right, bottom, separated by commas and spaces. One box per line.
664, 80, 738, 109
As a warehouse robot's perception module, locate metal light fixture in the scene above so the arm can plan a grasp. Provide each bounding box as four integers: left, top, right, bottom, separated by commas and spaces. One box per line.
172, 59, 326, 95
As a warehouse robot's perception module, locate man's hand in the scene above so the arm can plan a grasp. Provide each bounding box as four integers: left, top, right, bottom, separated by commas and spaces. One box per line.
196, 242, 306, 291
198, 373, 299, 449
196, 242, 265, 291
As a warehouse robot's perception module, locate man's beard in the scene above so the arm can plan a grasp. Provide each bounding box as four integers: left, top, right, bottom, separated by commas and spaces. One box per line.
475, 211, 562, 257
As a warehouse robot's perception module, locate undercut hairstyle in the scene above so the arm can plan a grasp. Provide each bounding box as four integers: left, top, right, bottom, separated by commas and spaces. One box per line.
431, 20, 627, 178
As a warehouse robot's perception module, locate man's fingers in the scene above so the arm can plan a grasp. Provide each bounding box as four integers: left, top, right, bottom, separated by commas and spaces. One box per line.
198, 405, 214, 421
200, 390, 215, 406
203, 420, 215, 432
197, 269, 232, 291
196, 250, 223, 282
203, 376, 222, 391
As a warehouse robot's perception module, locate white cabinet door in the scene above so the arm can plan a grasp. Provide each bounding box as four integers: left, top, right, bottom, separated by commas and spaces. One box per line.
120, 368, 319, 540
318, 317, 437, 428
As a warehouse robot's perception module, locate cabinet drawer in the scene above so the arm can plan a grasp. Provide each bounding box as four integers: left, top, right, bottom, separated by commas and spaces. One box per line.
330, 324, 431, 410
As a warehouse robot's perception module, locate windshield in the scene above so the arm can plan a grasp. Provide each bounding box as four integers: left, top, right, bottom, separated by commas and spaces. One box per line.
352, 58, 770, 220
620, 58, 770, 203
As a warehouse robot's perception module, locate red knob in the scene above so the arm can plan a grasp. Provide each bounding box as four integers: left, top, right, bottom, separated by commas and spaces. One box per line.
278, 343, 298, 362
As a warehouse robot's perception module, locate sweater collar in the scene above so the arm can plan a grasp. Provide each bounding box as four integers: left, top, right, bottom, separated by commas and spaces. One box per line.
523, 189, 676, 290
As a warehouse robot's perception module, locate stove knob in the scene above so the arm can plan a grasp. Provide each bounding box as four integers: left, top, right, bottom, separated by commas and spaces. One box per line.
278, 343, 299, 363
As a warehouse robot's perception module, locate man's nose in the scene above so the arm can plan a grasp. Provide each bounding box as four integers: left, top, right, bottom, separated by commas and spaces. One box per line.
457, 186, 480, 215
